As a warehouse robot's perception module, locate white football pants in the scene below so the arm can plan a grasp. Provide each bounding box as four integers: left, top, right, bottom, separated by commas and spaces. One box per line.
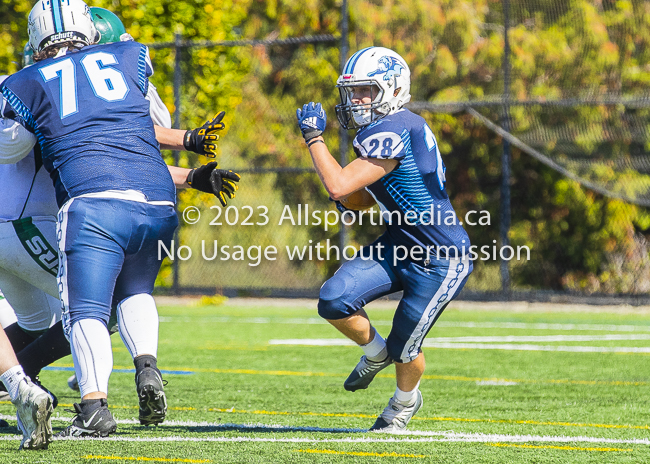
0, 216, 60, 332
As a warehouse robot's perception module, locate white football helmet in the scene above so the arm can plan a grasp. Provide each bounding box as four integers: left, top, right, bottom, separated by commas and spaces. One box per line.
335, 47, 411, 130
28, 0, 98, 54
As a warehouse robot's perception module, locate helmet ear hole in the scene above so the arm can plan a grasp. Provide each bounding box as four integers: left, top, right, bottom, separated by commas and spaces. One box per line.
393, 87, 401, 97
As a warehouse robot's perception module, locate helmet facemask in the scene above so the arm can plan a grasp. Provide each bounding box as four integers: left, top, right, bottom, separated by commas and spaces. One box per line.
335, 80, 387, 130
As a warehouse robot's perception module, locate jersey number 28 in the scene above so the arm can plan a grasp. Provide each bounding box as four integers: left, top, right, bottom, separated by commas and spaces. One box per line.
39, 52, 130, 119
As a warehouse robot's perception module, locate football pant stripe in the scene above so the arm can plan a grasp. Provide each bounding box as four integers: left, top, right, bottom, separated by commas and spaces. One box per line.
57, 198, 74, 340
399, 256, 471, 362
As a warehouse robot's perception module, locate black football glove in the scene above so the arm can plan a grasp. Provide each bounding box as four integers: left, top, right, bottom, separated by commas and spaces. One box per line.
183, 111, 226, 157
186, 161, 241, 206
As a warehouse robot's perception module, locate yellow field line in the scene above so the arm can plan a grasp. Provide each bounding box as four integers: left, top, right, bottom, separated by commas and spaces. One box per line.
207, 407, 650, 430
47, 362, 650, 386
296, 449, 428, 458
209, 407, 377, 419
486, 443, 633, 452
82, 455, 210, 463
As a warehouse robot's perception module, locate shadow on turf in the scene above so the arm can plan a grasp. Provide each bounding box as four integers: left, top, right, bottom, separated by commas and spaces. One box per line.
0, 423, 18, 435
162, 423, 367, 434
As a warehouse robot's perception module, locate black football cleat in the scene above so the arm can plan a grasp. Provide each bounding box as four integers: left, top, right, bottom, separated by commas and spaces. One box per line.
136, 366, 167, 426
56, 398, 116, 438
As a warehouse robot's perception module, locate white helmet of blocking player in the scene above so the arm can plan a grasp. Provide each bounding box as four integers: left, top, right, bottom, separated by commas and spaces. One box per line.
28, 0, 99, 54
335, 47, 411, 130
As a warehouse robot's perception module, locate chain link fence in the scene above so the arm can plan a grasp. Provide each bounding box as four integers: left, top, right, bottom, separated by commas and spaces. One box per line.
147, 0, 650, 302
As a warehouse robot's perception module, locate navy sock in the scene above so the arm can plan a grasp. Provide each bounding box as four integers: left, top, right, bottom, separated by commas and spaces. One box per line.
4, 323, 39, 353
17, 321, 71, 380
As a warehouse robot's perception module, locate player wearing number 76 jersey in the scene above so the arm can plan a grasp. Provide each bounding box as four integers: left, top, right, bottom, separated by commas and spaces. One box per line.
296, 46, 472, 433
0, 0, 180, 438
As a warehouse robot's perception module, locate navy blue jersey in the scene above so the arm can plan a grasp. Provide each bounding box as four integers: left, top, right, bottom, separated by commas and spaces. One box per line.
353, 109, 469, 255
0, 41, 175, 207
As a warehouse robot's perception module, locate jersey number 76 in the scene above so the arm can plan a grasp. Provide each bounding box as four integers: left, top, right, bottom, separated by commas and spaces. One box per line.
39, 52, 130, 119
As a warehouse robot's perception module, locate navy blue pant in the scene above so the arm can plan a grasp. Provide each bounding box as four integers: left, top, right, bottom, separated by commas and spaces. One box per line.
318, 233, 472, 363
56, 197, 178, 337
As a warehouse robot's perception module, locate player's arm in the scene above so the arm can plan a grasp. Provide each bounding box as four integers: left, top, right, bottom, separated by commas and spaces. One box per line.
154, 113, 225, 157
0, 81, 36, 164
142, 51, 224, 157
170, 162, 241, 207
0, 118, 36, 165
306, 136, 396, 200
156, 126, 186, 151
168, 166, 191, 188
296, 103, 397, 200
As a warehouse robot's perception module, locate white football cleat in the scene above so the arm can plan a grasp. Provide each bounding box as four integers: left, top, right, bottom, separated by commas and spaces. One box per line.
12, 378, 53, 449
369, 390, 423, 433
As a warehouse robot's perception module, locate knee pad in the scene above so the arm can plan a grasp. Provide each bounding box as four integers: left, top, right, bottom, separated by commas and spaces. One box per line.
317, 255, 395, 320
317, 272, 356, 320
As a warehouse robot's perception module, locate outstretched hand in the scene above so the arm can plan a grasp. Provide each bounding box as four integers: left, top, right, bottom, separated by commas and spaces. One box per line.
184, 112, 226, 157
296, 102, 326, 142
186, 161, 241, 206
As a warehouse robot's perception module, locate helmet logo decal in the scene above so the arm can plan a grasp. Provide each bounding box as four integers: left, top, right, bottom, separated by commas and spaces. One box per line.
367, 56, 405, 84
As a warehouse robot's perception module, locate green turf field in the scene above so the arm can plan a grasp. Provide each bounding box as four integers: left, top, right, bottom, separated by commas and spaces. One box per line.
1, 298, 650, 463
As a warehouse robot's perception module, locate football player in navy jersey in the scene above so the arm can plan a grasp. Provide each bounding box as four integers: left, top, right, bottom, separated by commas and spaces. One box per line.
296, 47, 473, 432
0, 5, 240, 431
0, 0, 234, 438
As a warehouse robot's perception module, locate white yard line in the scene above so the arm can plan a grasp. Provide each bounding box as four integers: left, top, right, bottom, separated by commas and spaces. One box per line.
268, 339, 650, 353
421, 343, 650, 353
1, 415, 647, 446
159, 316, 650, 333
0, 431, 647, 446
410, 334, 650, 342
436, 321, 650, 332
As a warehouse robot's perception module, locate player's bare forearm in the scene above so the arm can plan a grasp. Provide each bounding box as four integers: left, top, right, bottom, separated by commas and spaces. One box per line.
307, 136, 397, 200
306, 137, 344, 197
155, 126, 186, 151
168, 165, 190, 188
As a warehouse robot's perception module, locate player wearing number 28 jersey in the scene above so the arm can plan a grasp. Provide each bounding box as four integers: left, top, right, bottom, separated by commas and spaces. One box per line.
296, 46, 472, 433
0, 0, 178, 437
352, 109, 469, 254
